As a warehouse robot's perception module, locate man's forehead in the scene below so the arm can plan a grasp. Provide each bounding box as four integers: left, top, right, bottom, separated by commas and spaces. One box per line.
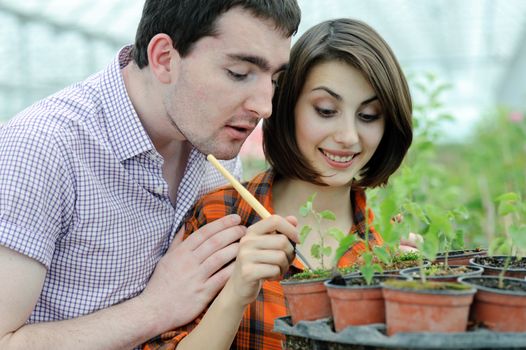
212, 8, 292, 67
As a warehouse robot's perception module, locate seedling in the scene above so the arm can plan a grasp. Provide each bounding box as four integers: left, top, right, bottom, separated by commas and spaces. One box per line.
298, 193, 384, 284
489, 191, 526, 288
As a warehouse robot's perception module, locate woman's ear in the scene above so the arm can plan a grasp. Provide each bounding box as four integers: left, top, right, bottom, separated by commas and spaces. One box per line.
147, 33, 181, 84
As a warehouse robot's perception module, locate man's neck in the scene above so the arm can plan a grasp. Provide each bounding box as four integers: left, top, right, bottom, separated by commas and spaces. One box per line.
122, 61, 190, 203
122, 61, 185, 152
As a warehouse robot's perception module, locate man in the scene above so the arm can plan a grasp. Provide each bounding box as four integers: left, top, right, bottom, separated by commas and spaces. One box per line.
0, 1, 300, 349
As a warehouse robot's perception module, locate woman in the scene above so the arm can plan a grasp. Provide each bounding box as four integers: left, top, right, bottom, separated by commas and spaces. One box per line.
144, 18, 412, 350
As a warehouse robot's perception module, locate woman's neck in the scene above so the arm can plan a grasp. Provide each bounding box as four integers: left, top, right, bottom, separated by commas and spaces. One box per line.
272, 177, 352, 219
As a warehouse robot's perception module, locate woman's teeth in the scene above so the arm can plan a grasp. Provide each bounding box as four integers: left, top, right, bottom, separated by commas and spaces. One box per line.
322, 151, 354, 163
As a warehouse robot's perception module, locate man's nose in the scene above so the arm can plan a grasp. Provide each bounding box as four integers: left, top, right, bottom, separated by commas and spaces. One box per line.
245, 77, 274, 119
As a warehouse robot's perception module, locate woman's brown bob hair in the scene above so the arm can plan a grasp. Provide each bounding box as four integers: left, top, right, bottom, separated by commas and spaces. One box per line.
263, 18, 412, 188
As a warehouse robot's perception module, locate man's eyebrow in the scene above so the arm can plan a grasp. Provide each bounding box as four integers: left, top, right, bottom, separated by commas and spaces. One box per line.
227, 54, 288, 73
312, 86, 378, 106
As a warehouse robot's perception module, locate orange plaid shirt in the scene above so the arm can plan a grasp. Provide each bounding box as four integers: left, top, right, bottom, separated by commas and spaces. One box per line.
143, 170, 382, 350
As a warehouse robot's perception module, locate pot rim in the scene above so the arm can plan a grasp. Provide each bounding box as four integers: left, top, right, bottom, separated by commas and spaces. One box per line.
399, 264, 484, 280
324, 274, 405, 290
458, 275, 526, 296
280, 276, 329, 285
381, 281, 476, 295
469, 256, 526, 272
436, 248, 487, 258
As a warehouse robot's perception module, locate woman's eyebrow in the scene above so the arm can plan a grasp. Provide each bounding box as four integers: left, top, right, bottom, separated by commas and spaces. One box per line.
312, 86, 342, 101
360, 96, 378, 106
312, 86, 378, 106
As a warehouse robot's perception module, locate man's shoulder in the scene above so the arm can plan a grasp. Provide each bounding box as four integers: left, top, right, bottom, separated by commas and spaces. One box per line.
5, 78, 102, 134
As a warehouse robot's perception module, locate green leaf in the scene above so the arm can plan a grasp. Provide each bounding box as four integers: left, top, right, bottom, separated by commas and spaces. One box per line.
373, 263, 384, 274
319, 210, 336, 221
489, 236, 510, 256
404, 202, 429, 225
311, 244, 321, 259
334, 234, 358, 262
452, 206, 469, 221
380, 196, 398, 220
299, 225, 312, 244
360, 265, 375, 285
299, 205, 309, 217
496, 192, 519, 203
510, 224, 526, 250
361, 252, 373, 265
323, 246, 332, 257
451, 230, 465, 250
373, 246, 391, 264
327, 227, 345, 242
498, 202, 517, 216
421, 234, 439, 262
307, 192, 317, 202
305, 193, 316, 212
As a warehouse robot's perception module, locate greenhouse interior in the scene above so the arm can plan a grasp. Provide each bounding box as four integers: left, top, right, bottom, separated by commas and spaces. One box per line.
1, 0, 526, 348
1, 0, 525, 249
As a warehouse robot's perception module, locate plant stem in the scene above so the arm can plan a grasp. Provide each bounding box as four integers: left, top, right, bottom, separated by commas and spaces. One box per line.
498, 255, 511, 289
313, 210, 325, 270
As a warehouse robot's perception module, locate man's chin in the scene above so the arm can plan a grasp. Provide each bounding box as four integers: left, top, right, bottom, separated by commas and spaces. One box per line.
199, 145, 242, 160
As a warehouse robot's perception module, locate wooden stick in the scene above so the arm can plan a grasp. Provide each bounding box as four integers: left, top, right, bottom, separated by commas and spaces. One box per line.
207, 154, 313, 270
207, 154, 271, 219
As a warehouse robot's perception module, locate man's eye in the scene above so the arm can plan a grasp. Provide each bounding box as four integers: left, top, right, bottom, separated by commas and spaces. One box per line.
227, 69, 248, 81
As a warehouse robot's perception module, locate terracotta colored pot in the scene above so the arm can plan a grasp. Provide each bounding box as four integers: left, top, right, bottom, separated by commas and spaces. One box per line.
469, 256, 526, 279
459, 275, 526, 332
434, 249, 487, 266
325, 275, 405, 331
382, 283, 476, 335
280, 277, 331, 325
400, 265, 484, 282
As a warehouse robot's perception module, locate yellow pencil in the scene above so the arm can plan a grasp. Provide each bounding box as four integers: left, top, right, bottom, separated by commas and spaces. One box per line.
207, 154, 313, 270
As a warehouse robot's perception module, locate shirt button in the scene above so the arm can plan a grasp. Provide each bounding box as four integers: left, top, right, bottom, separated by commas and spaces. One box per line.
154, 185, 164, 195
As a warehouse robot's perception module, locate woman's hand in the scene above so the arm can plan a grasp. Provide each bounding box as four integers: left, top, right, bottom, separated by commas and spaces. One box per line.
224, 215, 299, 307
399, 232, 423, 252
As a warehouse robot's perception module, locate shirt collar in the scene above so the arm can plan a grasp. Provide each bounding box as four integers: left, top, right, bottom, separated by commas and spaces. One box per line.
100, 45, 154, 162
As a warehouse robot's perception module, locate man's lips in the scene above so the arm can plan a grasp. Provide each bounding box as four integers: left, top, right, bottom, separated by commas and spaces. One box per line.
225, 124, 256, 140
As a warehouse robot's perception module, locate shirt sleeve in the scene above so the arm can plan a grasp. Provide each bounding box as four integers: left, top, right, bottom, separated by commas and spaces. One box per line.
0, 123, 74, 268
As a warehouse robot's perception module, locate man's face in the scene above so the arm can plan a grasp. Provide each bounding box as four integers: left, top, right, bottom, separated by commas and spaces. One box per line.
163, 7, 291, 159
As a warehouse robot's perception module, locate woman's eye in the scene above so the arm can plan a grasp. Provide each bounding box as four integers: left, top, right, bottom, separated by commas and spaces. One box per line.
315, 106, 336, 118
359, 112, 381, 122
227, 69, 248, 81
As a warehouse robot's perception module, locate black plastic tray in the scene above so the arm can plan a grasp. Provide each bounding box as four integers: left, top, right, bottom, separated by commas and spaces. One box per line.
273, 316, 526, 349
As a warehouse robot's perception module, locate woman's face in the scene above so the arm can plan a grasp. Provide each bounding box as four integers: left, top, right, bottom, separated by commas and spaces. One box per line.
294, 60, 385, 187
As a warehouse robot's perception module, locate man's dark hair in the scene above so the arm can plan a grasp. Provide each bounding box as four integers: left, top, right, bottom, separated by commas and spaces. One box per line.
132, 0, 301, 68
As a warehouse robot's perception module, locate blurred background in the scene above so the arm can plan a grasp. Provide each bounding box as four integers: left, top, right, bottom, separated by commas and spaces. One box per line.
1, 0, 525, 249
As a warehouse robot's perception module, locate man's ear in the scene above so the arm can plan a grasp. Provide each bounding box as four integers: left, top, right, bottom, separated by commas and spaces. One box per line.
147, 33, 181, 84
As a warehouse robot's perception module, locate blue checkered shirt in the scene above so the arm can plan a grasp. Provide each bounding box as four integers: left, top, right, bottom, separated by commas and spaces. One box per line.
0, 46, 242, 324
